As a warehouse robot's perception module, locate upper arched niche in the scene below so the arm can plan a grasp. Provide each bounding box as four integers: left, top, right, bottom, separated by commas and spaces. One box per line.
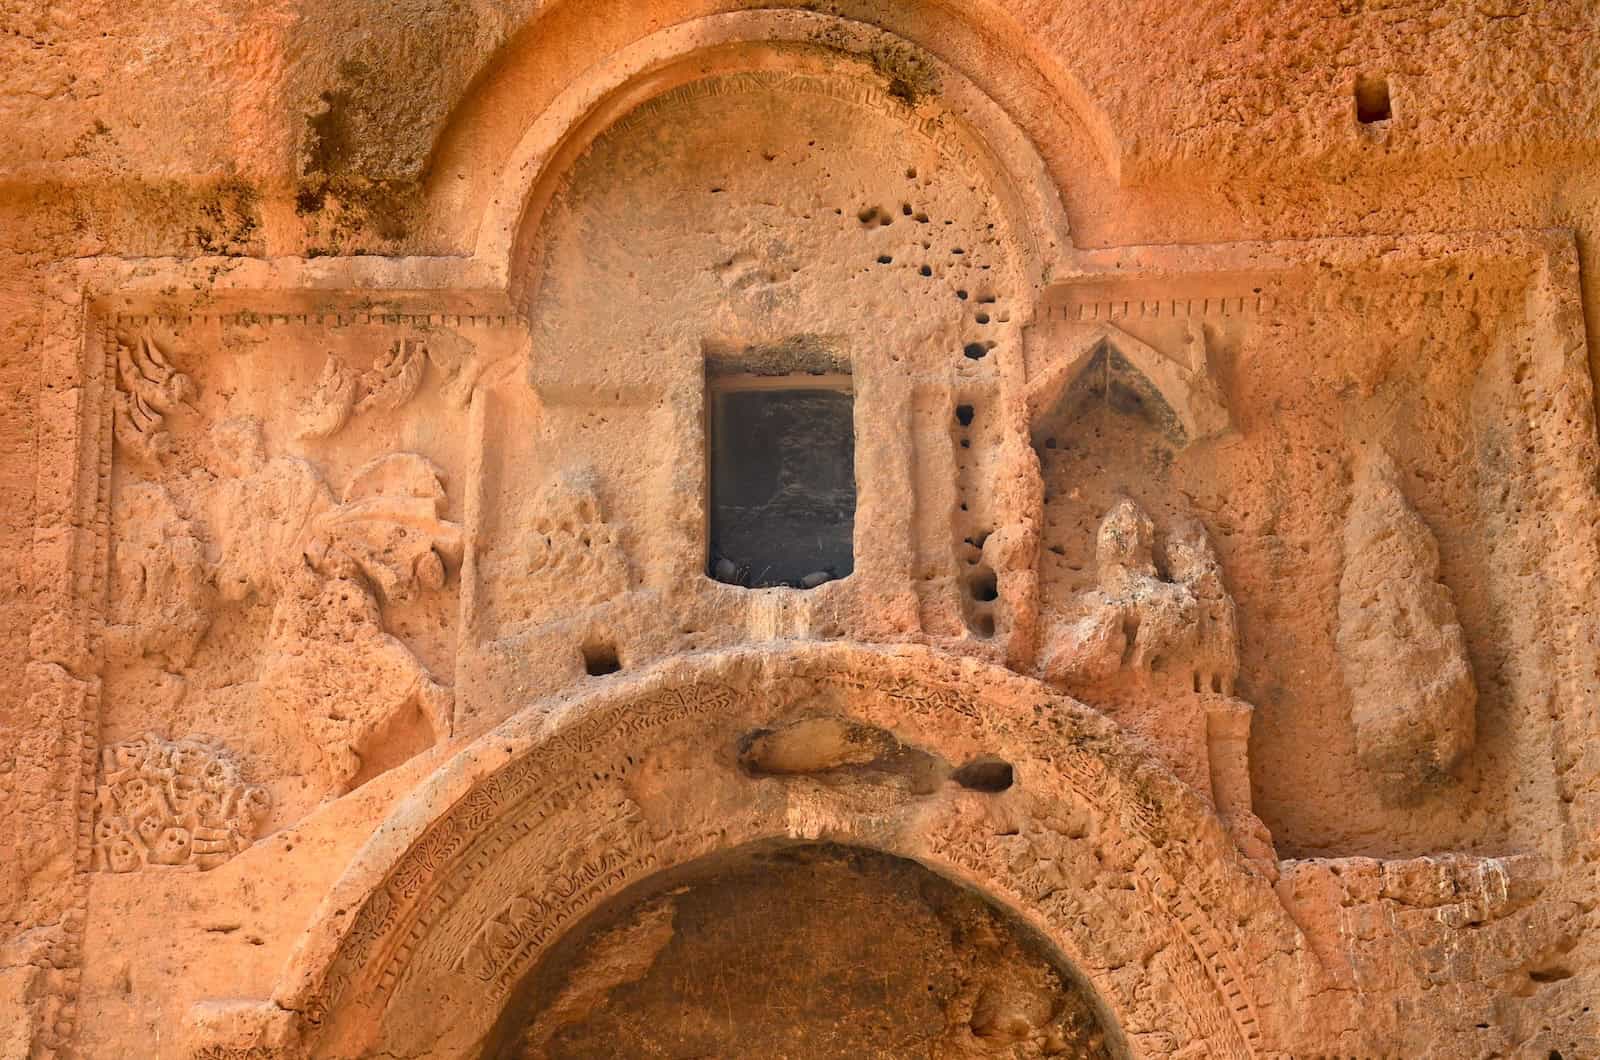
223, 644, 1315, 1059
414, 8, 1088, 283
509, 33, 1056, 361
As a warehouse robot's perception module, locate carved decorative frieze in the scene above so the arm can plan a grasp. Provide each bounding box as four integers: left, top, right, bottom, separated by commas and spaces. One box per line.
456, 841, 653, 987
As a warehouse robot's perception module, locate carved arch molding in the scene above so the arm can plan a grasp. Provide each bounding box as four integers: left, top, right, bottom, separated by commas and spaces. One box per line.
29, 6, 1599, 1060
217, 644, 1296, 1059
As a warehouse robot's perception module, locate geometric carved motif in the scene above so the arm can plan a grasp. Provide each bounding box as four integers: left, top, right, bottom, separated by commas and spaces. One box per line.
92, 732, 271, 873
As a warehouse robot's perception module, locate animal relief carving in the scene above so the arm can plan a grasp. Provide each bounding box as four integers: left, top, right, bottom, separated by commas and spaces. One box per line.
92, 733, 270, 872
210, 417, 460, 797
1337, 449, 1476, 786
1041, 499, 1238, 694
315, 452, 465, 603
258, 565, 455, 796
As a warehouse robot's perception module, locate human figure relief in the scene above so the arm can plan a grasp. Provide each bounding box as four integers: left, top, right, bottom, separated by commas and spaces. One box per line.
1041, 499, 1238, 694
106, 482, 213, 673
210, 417, 461, 797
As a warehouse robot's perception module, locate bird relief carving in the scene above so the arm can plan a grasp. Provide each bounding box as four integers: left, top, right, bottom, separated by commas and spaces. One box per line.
114, 332, 196, 465
293, 339, 428, 439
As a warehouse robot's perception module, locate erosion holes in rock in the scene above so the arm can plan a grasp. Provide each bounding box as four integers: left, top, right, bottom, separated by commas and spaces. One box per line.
952, 757, 1015, 792
857, 204, 891, 228
968, 565, 999, 603
487, 843, 1114, 1060
581, 640, 622, 676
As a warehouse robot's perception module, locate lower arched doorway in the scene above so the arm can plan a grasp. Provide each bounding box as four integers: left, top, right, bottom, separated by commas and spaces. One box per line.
255, 644, 1298, 1059
485, 841, 1116, 1058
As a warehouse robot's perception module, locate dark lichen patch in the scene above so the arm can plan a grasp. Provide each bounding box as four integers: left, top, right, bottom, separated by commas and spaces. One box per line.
294, 57, 425, 251
189, 179, 261, 257
304, 86, 359, 179
799, 18, 939, 107
292, 175, 420, 253
868, 42, 938, 107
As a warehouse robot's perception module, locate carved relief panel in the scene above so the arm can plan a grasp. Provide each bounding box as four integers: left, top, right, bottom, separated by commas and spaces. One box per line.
101, 310, 524, 829
1021, 234, 1584, 864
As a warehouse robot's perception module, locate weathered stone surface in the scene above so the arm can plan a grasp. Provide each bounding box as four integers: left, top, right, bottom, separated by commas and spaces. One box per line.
2, 4, 1599, 1058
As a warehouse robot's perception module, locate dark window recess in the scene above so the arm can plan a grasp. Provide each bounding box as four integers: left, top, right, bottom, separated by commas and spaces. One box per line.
582, 640, 621, 676
709, 383, 855, 588
1355, 75, 1391, 124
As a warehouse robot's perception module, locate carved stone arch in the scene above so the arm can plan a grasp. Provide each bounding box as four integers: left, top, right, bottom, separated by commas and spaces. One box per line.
420, 9, 1079, 291
1026, 321, 1232, 447
238, 644, 1306, 1059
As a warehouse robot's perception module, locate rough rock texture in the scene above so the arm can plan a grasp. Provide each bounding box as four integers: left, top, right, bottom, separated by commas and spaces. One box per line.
3, 3, 1600, 1058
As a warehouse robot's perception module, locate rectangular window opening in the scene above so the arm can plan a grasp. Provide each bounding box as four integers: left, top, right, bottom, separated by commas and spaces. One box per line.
706, 359, 855, 590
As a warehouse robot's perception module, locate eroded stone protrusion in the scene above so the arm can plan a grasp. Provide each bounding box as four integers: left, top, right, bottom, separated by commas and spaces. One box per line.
738, 717, 901, 777
1337, 449, 1477, 788
1040, 498, 1238, 695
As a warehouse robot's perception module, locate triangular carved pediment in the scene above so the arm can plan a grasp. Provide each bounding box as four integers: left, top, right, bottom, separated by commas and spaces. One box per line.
1025, 322, 1230, 447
